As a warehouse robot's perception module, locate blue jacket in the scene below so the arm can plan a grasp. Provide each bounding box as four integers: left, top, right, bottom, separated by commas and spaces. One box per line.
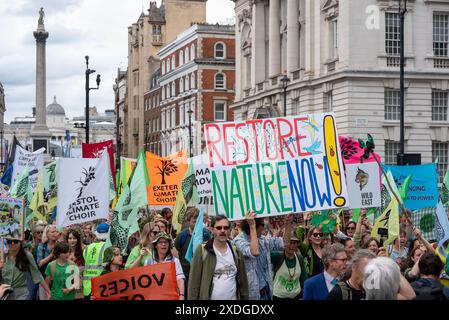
303, 272, 329, 300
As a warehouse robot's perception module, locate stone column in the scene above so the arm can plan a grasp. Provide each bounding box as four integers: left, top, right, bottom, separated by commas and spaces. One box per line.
287, 0, 299, 73
31, 8, 51, 154
268, 0, 280, 78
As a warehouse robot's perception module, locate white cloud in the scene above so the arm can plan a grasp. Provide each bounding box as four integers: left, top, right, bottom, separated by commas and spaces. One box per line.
1, 0, 235, 123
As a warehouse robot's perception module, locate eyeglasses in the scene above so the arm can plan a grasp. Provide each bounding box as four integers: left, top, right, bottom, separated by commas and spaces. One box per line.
347, 227, 356, 230
313, 233, 324, 238
215, 226, 230, 231
6, 239, 20, 244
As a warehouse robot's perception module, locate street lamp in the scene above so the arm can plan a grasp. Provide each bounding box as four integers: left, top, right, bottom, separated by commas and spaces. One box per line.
398, 0, 407, 165
85, 55, 100, 144
187, 106, 194, 158
280, 74, 290, 116
0, 130, 4, 171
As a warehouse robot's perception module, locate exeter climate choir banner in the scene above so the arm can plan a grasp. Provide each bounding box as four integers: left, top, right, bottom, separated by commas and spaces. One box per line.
56, 152, 110, 228
382, 163, 438, 211
11, 145, 45, 192
204, 113, 348, 220
146, 150, 188, 206
91, 262, 179, 300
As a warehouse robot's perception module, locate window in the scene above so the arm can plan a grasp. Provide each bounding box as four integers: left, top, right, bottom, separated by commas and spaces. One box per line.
171, 82, 176, 96
215, 42, 225, 59
214, 102, 226, 121
331, 18, 338, 59
185, 47, 190, 63
191, 44, 196, 60
215, 73, 225, 89
179, 51, 184, 66
162, 86, 165, 100
166, 110, 170, 129
167, 59, 171, 72
166, 85, 170, 99
434, 13, 449, 57
162, 61, 165, 75
432, 90, 448, 121
384, 89, 400, 120
191, 73, 195, 89
185, 76, 189, 91
326, 92, 333, 112
172, 56, 176, 69
152, 25, 161, 35
180, 78, 184, 93
433, 142, 448, 183
171, 108, 176, 127
161, 111, 165, 130
384, 140, 400, 165
190, 101, 195, 121
180, 104, 185, 125
385, 12, 400, 56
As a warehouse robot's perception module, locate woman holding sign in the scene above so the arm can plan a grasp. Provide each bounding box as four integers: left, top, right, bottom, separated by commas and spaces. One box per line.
144, 232, 185, 300
0, 239, 51, 300
125, 222, 160, 269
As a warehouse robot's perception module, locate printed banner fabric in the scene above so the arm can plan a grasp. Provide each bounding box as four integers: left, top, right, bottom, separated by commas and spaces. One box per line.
338, 135, 381, 164
146, 150, 188, 206
0, 196, 25, 240
11, 145, 44, 192
91, 262, 179, 300
204, 113, 348, 220
56, 152, 110, 228
82, 140, 115, 188
345, 162, 381, 209
192, 154, 214, 214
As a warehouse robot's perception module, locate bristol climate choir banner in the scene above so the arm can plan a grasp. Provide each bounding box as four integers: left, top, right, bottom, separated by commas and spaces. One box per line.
204, 113, 348, 220
0, 196, 25, 240
91, 262, 179, 300
56, 152, 110, 228
146, 150, 188, 206
382, 163, 438, 211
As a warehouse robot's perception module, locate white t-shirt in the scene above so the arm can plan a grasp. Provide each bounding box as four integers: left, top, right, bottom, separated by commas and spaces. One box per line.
144, 255, 185, 280
210, 244, 237, 301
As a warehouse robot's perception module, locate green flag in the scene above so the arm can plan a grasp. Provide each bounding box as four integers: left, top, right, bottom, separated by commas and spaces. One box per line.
43, 160, 58, 192
441, 168, 449, 205
107, 150, 149, 254
398, 175, 412, 204
10, 165, 30, 198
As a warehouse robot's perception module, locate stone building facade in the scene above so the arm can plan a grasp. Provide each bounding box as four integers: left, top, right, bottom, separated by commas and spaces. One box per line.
233, 0, 449, 181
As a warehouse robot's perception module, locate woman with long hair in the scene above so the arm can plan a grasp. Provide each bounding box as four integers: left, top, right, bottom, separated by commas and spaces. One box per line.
0, 239, 51, 300
64, 228, 85, 299
36, 224, 59, 300
299, 227, 324, 277
125, 222, 160, 269
144, 232, 185, 300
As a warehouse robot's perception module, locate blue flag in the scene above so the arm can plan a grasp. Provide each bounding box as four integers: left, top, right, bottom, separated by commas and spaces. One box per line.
185, 208, 205, 264
1, 164, 13, 187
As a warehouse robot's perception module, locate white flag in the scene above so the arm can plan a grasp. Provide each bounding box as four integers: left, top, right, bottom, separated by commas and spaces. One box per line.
56, 151, 109, 228
11, 145, 45, 192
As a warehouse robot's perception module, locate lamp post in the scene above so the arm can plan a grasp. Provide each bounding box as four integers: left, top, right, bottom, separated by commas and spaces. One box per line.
187, 106, 194, 158
398, 0, 407, 165
0, 130, 3, 171
85, 55, 100, 144
280, 74, 290, 116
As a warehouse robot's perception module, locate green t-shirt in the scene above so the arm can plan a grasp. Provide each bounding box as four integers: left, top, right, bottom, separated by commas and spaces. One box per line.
45, 261, 79, 300
125, 245, 152, 269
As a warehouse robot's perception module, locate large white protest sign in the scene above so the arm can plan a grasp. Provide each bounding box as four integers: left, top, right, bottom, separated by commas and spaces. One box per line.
56, 152, 109, 228
192, 154, 214, 214
204, 113, 348, 220
345, 162, 381, 209
11, 145, 45, 192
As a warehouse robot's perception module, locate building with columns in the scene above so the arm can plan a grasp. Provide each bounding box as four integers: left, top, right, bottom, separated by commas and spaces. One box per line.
122, 0, 207, 158
233, 0, 449, 181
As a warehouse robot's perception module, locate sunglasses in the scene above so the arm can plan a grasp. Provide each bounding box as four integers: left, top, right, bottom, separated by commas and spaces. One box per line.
6, 239, 20, 244
215, 226, 230, 231
35, 231, 43, 234
313, 233, 324, 238
347, 227, 356, 230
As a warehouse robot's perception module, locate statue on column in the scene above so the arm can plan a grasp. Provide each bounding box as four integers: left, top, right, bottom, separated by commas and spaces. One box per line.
38, 7, 44, 24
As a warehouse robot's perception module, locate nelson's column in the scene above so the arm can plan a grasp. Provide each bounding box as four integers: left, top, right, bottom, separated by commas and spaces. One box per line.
30, 7, 51, 154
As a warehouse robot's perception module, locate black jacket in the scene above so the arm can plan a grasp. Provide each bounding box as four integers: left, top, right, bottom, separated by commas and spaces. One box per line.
411, 278, 449, 300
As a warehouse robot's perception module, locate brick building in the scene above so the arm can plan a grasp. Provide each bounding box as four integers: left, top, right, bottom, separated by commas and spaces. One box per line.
145, 23, 235, 156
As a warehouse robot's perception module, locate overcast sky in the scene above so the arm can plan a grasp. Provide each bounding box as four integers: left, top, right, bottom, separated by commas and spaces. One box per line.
0, 0, 235, 123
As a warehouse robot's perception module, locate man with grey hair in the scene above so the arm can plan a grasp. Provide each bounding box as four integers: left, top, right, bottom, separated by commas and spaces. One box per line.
328, 249, 376, 300
303, 243, 347, 300
363, 256, 416, 300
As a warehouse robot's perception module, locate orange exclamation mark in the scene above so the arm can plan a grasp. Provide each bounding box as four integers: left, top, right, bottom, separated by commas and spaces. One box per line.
323, 115, 346, 207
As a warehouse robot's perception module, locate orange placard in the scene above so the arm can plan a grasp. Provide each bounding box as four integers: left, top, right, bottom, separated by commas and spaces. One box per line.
91, 262, 179, 300
146, 150, 188, 206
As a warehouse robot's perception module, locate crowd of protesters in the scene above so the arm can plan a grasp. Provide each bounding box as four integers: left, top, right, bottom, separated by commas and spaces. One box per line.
1, 205, 449, 301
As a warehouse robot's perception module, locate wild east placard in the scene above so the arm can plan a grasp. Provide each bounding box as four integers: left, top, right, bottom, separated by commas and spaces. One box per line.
204, 113, 348, 220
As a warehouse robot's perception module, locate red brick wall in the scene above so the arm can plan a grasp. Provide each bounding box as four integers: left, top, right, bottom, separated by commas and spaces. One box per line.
202, 37, 235, 59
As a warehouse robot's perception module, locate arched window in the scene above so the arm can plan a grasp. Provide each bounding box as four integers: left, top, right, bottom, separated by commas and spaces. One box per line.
179, 51, 184, 66
180, 78, 184, 93
161, 61, 165, 75
185, 47, 190, 63
185, 76, 189, 91
191, 73, 195, 89
171, 56, 176, 69
166, 59, 171, 73
171, 82, 176, 96
166, 85, 170, 99
215, 73, 226, 89
191, 44, 195, 60
214, 42, 225, 59
162, 86, 165, 100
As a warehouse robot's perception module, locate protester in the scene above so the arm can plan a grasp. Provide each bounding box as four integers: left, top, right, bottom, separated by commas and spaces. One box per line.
411, 252, 449, 300
328, 249, 376, 300
344, 221, 356, 238
188, 214, 248, 300
125, 221, 159, 269
0, 239, 51, 300
82, 223, 109, 299
36, 224, 59, 300
271, 232, 308, 299
404, 245, 426, 282
174, 208, 210, 293
144, 232, 185, 300
161, 207, 176, 238
26, 222, 45, 300
299, 227, 325, 277
154, 217, 169, 233
44, 241, 80, 300
387, 229, 408, 267
361, 237, 380, 255
82, 223, 96, 246
342, 238, 356, 260
363, 256, 416, 300
234, 210, 288, 300
101, 246, 123, 275
303, 243, 348, 300
64, 227, 85, 299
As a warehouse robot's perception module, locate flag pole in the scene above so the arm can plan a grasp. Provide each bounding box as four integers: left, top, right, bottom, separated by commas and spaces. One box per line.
1, 237, 4, 262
